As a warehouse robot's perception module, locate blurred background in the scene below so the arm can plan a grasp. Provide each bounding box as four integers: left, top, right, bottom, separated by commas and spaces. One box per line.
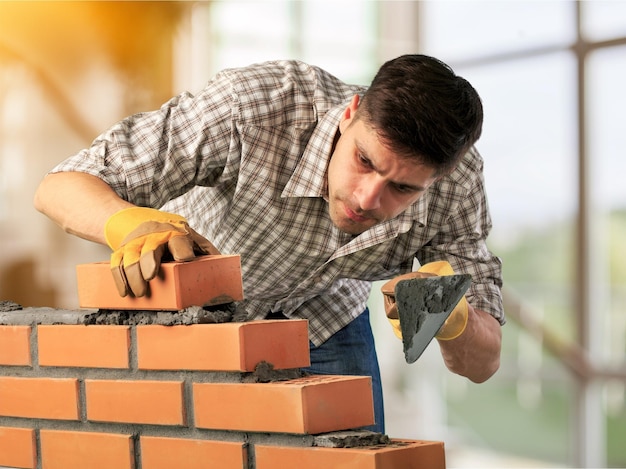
1, 1, 625, 467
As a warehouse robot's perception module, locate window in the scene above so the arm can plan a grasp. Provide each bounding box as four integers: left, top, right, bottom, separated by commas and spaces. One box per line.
418, 1, 626, 467
208, 0, 378, 84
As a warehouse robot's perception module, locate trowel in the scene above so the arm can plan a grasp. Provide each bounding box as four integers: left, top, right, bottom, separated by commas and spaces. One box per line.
394, 274, 472, 363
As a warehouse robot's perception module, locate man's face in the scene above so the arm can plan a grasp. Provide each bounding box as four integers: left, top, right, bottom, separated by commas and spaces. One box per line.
327, 96, 439, 235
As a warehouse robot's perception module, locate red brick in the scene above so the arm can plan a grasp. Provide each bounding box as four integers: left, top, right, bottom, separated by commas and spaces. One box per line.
76, 255, 243, 310
0, 377, 79, 420
0, 426, 36, 469
140, 436, 246, 469
40, 429, 134, 469
85, 379, 185, 425
137, 320, 310, 371
0, 325, 31, 366
255, 439, 445, 469
38, 325, 130, 368
194, 375, 374, 434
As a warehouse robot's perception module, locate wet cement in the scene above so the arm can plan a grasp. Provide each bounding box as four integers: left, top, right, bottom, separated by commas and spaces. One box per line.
81, 302, 248, 326
313, 430, 391, 448
243, 360, 308, 383
0, 300, 249, 326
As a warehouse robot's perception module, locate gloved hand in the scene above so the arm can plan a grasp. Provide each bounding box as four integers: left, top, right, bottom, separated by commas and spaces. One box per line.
380, 260, 469, 341
104, 207, 220, 297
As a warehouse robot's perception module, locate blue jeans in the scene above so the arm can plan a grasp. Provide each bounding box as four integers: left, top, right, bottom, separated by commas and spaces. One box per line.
302, 308, 385, 434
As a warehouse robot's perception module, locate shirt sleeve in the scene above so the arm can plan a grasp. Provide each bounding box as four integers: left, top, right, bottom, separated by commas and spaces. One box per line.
416, 148, 505, 325
49, 73, 240, 209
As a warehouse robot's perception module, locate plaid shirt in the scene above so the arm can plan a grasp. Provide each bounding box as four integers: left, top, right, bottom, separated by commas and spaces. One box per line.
53, 60, 504, 345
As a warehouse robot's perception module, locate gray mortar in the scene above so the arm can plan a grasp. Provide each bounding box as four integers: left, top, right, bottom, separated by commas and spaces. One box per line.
0, 300, 21, 312
0, 300, 249, 326
83, 302, 250, 326
395, 274, 472, 363
245, 429, 390, 450
0, 300, 91, 325
243, 361, 308, 383
313, 430, 390, 448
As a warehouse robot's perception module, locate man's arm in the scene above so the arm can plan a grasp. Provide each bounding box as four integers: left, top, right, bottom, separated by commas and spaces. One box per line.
34, 171, 220, 297
34, 171, 133, 245
437, 304, 501, 382
414, 149, 504, 381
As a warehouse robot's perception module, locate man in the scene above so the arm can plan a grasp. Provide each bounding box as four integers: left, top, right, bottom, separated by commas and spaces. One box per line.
34, 55, 504, 433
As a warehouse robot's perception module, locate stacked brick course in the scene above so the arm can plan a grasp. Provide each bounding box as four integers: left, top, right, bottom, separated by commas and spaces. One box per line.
0, 257, 445, 468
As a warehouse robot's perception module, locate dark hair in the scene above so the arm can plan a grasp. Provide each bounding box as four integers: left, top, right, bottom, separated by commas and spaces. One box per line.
357, 54, 483, 175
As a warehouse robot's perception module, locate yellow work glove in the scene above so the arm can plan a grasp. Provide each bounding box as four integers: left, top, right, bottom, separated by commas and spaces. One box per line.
104, 207, 220, 297
380, 260, 469, 341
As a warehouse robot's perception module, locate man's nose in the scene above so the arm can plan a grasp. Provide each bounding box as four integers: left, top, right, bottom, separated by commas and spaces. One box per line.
354, 176, 383, 211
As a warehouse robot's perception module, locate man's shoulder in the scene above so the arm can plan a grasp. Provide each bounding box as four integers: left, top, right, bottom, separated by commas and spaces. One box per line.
215, 60, 363, 117
460, 146, 484, 172
430, 146, 485, 196
218, 59, 345, 87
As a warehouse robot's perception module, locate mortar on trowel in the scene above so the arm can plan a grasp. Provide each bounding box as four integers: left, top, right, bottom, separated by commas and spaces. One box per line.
381, 265, 472, 364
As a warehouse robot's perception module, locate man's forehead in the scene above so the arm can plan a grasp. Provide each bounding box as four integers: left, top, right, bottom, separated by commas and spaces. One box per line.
353, 134, 438, 186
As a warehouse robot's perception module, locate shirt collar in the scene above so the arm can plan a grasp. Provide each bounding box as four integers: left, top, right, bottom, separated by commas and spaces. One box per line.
281, 105, 343, 199
401, 195, 428, 229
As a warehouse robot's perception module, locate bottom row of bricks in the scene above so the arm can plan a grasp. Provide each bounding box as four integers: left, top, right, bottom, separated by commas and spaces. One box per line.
0, 427, 445, 469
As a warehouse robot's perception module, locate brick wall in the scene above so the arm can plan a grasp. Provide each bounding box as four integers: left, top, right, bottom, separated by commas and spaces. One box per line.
0, 257, 446, 468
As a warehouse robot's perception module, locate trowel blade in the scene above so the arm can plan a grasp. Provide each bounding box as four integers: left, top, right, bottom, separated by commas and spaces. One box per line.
395, 274, 472, 364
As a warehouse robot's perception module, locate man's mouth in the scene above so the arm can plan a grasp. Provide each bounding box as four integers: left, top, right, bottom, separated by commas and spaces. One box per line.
345, 205, 370, 223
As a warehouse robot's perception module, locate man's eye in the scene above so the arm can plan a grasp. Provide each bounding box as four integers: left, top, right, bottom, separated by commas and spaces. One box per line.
358, 153, 372, 168
394, 184, 416, 195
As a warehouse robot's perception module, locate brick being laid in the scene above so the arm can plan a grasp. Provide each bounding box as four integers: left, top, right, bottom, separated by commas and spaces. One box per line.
76, 255, 243, 310
193, 375, 375, 434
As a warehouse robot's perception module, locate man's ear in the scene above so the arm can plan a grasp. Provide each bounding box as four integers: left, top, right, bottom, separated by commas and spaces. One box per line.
339, 95, 360, 133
